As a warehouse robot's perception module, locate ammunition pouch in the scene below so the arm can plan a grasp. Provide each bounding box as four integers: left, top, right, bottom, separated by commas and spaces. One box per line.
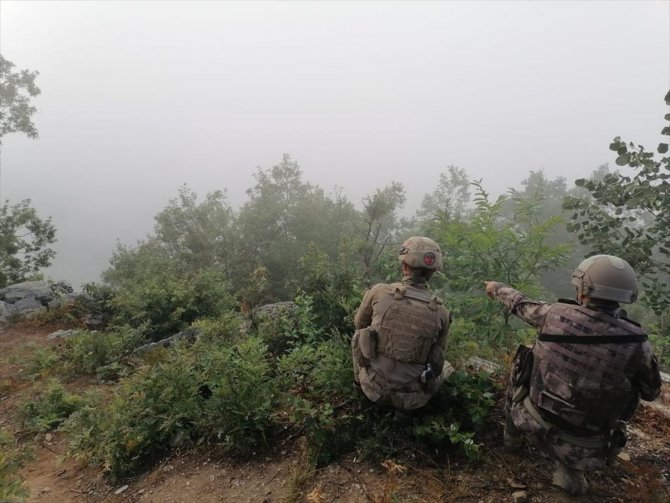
358, 327, 377, 360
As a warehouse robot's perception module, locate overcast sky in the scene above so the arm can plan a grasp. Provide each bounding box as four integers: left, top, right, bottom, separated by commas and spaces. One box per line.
0, 1, 668, 288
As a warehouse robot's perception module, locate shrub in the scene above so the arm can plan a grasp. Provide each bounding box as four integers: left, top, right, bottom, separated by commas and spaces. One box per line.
195, 336, 277, 455
191, 312, 244, 346
63, 337, 277, 480
60, 326, 144, 379
276, 335, 363, 464
0, 428, 28, 502
410, 369, 496, 460
64, 351, 201, 480
20, 345, 59, 378
110, 267, 235, 339
20, 380, 84, 433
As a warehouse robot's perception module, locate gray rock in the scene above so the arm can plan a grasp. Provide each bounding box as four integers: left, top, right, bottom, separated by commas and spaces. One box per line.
0, 280, 52, 304
47, 329, 78, 340
466, 356, 502, 374
13, 297, 45, 314
0, 280, 79, 325
131, 327, 201, 357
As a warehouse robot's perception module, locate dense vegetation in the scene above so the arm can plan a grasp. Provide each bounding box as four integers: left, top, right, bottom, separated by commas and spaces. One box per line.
3, 54, 668, 494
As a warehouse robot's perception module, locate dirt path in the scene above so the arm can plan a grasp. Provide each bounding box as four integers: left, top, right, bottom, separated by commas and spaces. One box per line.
2, 322, 668, 502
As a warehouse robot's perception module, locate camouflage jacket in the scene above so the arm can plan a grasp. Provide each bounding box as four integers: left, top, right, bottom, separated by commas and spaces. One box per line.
490, 282, 661, 434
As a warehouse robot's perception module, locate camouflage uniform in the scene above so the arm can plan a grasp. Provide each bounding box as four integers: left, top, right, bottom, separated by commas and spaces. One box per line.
352, 278, 451, 411
490, 282, 661, 471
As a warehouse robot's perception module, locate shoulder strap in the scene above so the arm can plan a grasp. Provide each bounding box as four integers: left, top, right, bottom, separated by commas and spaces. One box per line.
538, 333, 648, 344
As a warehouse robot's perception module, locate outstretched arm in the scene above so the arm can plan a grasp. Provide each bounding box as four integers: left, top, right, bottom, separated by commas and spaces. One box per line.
484, 281, 551, 329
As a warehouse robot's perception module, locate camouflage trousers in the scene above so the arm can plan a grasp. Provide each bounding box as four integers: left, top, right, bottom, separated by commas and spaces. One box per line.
505, 373, 616, 472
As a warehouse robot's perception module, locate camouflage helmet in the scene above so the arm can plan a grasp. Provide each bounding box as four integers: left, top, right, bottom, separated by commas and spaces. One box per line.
398, 236, 443, 271
571, 254, 638, 303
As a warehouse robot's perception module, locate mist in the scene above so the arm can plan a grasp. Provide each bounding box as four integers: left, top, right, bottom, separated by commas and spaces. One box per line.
0, 0, 668, 288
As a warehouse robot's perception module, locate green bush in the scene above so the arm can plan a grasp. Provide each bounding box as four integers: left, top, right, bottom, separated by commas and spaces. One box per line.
295, 245, 363, 334
276, 335, 364, 464
0, 428, 28, 502
9, 343, 60, 379
191, 312, 244, 346
63, 337, 276, 480
61, 326, 144, 379
195, 337, 277, 455
20, 380, 84, 433
110, 267, 235, 339
64, 351, 201, 480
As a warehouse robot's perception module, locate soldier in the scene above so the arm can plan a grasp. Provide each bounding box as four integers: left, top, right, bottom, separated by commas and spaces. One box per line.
485, 255, 662, 496
352, 236, 452, 413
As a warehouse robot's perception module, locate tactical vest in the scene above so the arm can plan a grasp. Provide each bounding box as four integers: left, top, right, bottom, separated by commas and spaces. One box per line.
530, 301, 647, 433
373, 284, 442, 364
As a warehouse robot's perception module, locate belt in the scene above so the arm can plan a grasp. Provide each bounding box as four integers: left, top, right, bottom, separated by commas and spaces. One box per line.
522, 395, 608, 450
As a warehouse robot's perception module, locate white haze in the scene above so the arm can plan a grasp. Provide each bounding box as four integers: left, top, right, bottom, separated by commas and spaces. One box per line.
0, 1, 668, 288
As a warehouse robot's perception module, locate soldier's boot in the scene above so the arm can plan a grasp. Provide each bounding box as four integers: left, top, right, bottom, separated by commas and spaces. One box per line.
552, 462, 588, 496
503, 411, 522, 453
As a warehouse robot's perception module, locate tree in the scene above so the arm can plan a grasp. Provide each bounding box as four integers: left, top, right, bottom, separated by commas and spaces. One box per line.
237, 154, 359, 299
153, 185, 235, 275
0, 199, 56, 288
563, 91, 670, 367
0, 57, 53, 288
435, 180, 569, 345
358, 181, 406, 279
563, 91, 670, 316
0, 54, 40, 142
417, 165, 471, 224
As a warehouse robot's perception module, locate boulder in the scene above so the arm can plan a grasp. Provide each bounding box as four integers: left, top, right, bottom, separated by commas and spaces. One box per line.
0, 280, 77, 326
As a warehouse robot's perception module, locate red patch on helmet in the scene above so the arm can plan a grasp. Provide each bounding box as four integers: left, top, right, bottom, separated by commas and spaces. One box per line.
423, 253, 436, 266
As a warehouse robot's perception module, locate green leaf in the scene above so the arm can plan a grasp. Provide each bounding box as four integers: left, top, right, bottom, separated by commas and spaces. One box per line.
615, 154, 631, 166
574, 178, 586, 187
658, 143, 669, 154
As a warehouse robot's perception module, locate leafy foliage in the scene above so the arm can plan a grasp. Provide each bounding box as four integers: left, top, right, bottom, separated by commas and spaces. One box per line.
63, 335, 276, 480
564, 92, 670, 316
0, 199, 56, 288
109, 266, 234, 339
564, 92, 670, 366
0, 54, 40, 141
237, 154, 360, 299
0, 428, 28, 502
60, 326, 144, 379
436, 180, 569, 346
359, 181, 406, 278
20, 380, 84, 432
417, 165, 471, 224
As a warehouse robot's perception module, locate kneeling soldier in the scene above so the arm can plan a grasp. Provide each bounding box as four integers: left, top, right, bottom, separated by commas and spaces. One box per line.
485, 255, 661, 495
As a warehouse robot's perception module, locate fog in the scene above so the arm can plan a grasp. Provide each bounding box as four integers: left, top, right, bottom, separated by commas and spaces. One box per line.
0, 1, 668, 288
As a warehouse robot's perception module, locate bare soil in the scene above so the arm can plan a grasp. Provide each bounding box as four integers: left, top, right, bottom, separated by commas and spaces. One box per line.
2, 321, 668, 503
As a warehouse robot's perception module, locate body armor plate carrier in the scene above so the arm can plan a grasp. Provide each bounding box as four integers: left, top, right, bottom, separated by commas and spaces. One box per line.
374, 285, 442, 364
530, 301, 647, 433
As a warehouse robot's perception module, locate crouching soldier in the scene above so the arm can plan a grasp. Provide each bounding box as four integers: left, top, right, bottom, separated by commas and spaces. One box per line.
485, 255, 661, 496
352, 236, 453, 413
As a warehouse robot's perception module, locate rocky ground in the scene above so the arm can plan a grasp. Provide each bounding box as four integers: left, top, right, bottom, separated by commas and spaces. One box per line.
1, 321, 668, 503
